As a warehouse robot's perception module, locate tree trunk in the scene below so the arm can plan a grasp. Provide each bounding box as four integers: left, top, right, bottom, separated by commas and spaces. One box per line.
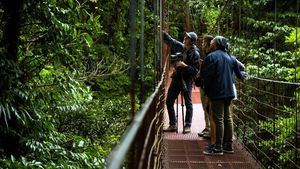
0, 0, 24, 157
2, 0, 23, 61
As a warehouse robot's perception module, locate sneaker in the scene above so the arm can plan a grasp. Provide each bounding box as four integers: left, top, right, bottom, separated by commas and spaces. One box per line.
163, 125, 177, 132
223, 146, 234, 153
202, 132, 210, 139
203, 146, 223, 156
183, 126, 191, 134
204, 144, 215, 149
197, 128, 209, 137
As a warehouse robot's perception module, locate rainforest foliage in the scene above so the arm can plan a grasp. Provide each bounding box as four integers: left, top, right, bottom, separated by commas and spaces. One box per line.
0, 0, 157, 168
0, 0, 299, 168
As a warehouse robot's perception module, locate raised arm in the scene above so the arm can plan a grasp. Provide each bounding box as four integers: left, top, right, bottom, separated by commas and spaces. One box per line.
231, 56, 247, 79
163, 31, 184, 52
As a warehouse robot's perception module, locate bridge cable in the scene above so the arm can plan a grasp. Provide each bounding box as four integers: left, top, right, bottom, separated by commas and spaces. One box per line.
154, 0, 158, 86
295, 0, 299, 164
140, 0, 145, 103
237, 0, 242, 63
274, 0, 277, 78
272, 0, 277, 162
296, 0, 299, 83
129, 0, 137, 119
297, 0, 299, 48
187, 0, 196, 32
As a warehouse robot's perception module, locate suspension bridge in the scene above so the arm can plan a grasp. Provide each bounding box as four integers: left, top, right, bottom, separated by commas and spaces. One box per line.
106, 0, 300, 169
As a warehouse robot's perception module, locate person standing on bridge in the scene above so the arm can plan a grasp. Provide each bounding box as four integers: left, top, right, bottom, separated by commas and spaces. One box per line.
200, 36, 234, 155
221, 42, 247, 153
197, 35, 214, 139
162, 31, 200, 133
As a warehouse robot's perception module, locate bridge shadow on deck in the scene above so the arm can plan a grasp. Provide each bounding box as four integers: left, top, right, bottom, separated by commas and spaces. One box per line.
162, 87, 262, 169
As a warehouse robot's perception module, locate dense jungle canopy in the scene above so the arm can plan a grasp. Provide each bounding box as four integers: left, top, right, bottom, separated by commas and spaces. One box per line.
0, 0, 299, 168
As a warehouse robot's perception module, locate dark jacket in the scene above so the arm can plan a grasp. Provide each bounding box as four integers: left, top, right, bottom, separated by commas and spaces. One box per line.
163, 32, 200, 80
201, 49, 235, 100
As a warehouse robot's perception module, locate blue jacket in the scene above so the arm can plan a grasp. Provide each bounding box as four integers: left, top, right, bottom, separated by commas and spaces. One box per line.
201, 49, 235, 100
163, 32, 200, 81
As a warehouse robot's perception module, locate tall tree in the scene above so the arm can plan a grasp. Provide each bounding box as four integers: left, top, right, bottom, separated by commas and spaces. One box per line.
0, 0, 25, 157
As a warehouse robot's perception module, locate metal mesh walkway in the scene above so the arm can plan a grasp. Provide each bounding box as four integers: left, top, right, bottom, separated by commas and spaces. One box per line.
162, 87, 262, 169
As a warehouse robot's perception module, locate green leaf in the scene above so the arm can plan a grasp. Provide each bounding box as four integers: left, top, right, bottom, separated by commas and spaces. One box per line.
68, 0, 74, 8
84, 34, 93, 48
285, 27, 300, 44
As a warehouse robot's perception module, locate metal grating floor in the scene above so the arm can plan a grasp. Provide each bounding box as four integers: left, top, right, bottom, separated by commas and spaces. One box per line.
162, 86, 263, 169
162, 138, 261, 169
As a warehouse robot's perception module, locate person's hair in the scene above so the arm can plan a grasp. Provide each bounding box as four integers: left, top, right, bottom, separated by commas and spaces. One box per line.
203, 35, 214, 45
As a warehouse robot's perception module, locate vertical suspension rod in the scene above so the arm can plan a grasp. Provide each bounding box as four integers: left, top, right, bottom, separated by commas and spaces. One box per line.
295, 0, 299, 166
272, 0, 277, 165
140, 0, 145, 103
129, 0, 137, 118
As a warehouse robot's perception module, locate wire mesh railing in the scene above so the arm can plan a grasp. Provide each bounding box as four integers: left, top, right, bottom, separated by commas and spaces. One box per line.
106, 60, 168, 169
234, 76, 300, 169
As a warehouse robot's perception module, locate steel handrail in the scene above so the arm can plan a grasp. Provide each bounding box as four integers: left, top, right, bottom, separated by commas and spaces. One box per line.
107, 79, 163, 169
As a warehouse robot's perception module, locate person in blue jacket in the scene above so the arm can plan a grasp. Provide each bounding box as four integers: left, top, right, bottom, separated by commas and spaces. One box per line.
221, 43, 247, 153
200, 36, 234, 155
163, 31, 200, 133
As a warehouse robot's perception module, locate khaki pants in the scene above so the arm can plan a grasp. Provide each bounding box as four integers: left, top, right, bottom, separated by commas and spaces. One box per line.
200, 88, 210, 130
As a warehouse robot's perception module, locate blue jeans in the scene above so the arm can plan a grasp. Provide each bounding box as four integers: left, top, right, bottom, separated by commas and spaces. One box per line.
166, 78, 193, 127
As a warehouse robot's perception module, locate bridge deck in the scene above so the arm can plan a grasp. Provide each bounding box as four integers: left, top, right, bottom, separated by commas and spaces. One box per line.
162, 86, 262, 169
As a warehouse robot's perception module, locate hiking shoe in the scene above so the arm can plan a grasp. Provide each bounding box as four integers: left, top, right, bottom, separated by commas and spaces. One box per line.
197, 128, 210, 137
183, 126, 191, 134
223, 146, 234, 153
203, 146, 223, 156
163, 125, 177, 132
204, 144, 215, 149
202, 132, 210, 139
